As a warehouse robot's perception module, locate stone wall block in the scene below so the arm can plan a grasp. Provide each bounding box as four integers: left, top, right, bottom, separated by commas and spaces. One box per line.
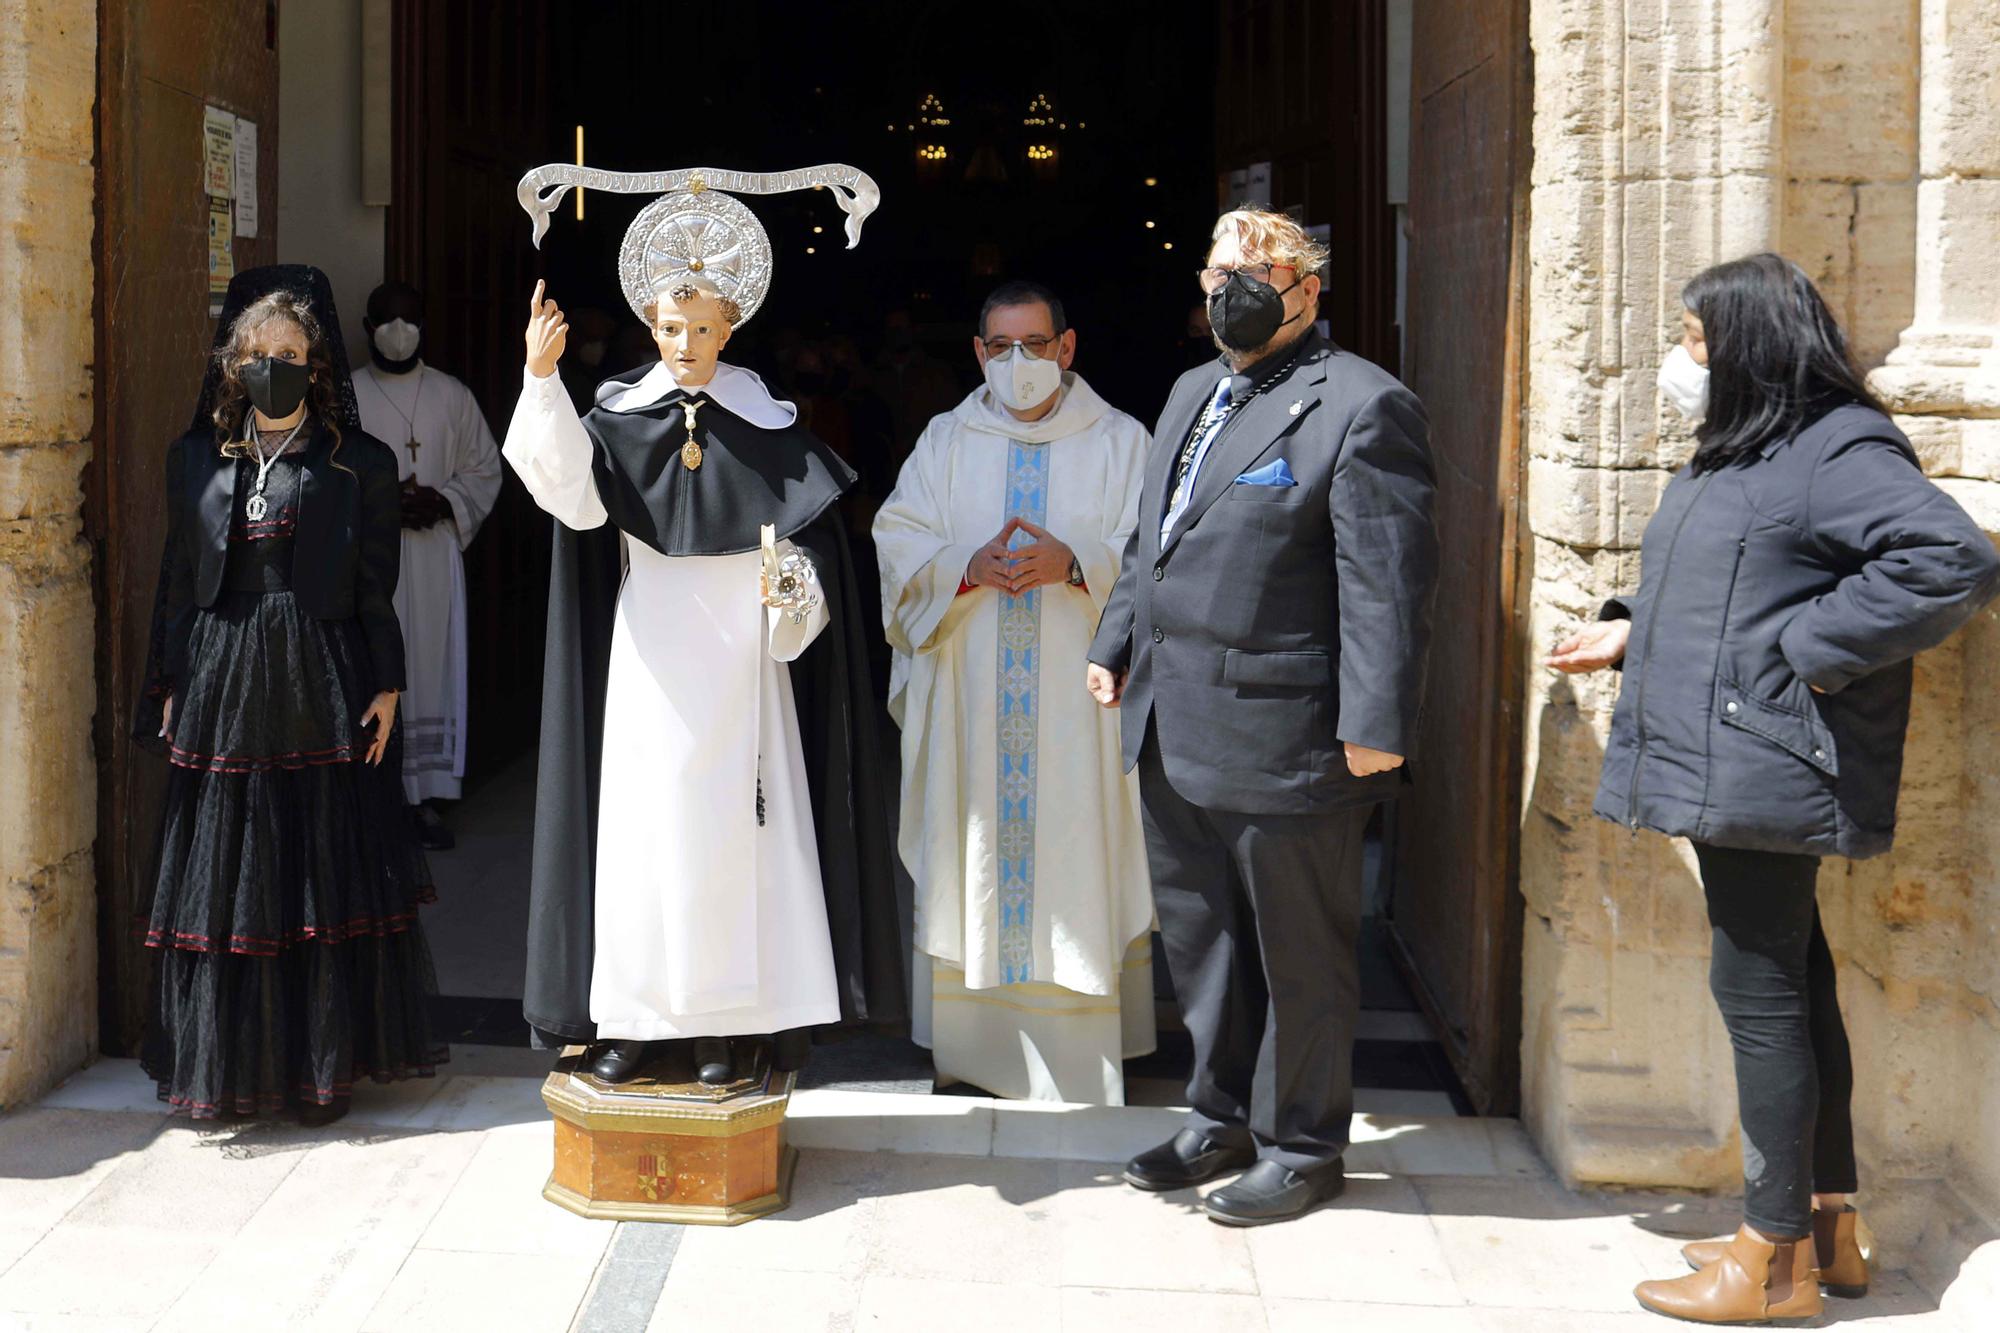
0, 545, 97, 883
1923, 0, 2000, 176
0, 154, 96, 447
0, 851, 96, 1108
1920, 178, 2000, 331
1845, 182, 1921, 370
1783, 0, 1921, 182
0, 0, 97, 161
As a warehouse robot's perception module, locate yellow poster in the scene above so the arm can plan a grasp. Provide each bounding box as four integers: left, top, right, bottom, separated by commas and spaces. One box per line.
209, 196, 234, 314
203, 104, 235, 198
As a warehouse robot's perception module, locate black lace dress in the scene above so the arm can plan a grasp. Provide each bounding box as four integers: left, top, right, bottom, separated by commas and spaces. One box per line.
142, 440, 444, 1117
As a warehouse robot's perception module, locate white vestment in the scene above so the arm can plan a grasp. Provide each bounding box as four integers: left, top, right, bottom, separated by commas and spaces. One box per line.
353, 362, 502, 803
502, 364, 840, 1040
874, 373, 1156, 1103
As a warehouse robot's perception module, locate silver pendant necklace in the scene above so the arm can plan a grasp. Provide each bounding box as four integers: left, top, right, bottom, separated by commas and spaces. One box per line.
244, 416, 307, 522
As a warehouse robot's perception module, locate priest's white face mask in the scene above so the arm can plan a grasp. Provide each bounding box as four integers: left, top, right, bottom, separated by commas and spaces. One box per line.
650, 281, 735, 388
973, 299, 1075, 417
373, 318, 423, 363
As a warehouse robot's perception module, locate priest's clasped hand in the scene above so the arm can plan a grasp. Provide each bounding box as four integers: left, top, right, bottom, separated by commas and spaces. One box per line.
965, 517, 1078, 596
525, 279, 568, 378
400, 479, 454, 530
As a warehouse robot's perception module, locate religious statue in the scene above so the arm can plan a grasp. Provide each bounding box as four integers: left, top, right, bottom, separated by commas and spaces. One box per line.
501, 164, 903, 1091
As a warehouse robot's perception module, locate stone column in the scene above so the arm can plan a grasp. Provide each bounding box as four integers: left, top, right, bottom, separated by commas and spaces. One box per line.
1858, 0, 2000, 1307
1519, 0, 1788, 1192
0, 0, 99, 1108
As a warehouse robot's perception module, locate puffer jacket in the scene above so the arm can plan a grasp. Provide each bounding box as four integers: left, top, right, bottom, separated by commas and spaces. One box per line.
1594, 403, 2000, 859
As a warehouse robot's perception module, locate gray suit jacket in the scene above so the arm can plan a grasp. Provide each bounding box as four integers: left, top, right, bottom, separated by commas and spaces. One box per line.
1088, 332, 1440, 814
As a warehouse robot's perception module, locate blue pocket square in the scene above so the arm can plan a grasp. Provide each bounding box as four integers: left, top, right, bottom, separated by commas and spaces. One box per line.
1235, 459, 1296, 487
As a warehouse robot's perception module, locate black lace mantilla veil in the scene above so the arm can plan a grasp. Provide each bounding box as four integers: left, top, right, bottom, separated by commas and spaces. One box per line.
137, 265, 362, 744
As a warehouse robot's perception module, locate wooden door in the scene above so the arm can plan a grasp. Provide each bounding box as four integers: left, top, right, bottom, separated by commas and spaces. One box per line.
387, 0, 553, 783
1387, 0, 1532, 1114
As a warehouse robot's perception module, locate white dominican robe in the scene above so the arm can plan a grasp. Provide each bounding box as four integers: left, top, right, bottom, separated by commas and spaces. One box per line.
353, 362, 503, 803
874, 373, 1156, 1104
502, 363, 841, 1040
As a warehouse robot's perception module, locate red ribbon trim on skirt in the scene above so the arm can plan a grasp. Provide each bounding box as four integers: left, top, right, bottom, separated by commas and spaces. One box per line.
168, 741, 356, 773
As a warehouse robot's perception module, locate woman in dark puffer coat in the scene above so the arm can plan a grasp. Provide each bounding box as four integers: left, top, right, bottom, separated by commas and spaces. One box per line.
1549, 253, 2000, 1326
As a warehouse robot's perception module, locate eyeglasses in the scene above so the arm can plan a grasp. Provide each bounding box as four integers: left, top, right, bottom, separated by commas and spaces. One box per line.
1197, 262, 1295, 294
982, 335, 1059, 359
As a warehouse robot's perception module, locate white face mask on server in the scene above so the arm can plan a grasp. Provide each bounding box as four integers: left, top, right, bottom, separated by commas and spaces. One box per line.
1659, 344, 1711, 424
984, 345, 1063, 412
373, 318, 423, 363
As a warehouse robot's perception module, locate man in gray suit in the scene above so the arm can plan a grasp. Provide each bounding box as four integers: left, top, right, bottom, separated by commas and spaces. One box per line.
1087, 208, 1439, 1225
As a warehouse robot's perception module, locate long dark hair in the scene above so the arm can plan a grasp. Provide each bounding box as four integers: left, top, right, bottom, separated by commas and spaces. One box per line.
1681, 253, 1887, 473
210, 291, 346, 460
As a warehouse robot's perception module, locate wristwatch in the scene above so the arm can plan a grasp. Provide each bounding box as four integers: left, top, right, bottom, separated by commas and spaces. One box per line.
1066, 557, 1085, 587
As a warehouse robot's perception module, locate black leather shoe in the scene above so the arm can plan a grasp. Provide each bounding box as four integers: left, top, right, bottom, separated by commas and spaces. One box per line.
694, 1037, 735, 1087
1203, 1158, 1345, 1226
590, 1040, 655, 1084
1122, 1128, 1257, 1192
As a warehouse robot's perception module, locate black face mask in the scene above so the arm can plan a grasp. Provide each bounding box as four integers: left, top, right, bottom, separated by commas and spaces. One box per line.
241, 357, 312, 420
1207, 271, 1303, 352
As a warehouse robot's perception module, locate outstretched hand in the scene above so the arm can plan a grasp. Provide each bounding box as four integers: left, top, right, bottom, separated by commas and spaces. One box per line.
1545, 619, 1631, 674
525, 280, 568, 378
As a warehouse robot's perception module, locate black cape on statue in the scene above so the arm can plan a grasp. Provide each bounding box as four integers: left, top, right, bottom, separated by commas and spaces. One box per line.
523, 363, 906, 1048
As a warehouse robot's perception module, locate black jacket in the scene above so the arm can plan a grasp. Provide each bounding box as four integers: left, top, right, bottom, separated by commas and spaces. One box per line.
1595, 403, 2000, 858
144, 421, 407, 710
1088, 332, 1440, 814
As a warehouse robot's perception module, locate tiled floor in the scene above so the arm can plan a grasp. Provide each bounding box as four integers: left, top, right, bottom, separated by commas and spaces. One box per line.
0, 1057, 1959, 1332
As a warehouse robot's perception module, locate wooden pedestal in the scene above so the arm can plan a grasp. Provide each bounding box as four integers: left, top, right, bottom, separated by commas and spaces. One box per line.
541, 1046, 797, 1225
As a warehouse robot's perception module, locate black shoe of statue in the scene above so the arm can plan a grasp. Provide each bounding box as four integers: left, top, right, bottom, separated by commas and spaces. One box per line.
693, 1037, 735, 1087
1203, 1158, 1346, 1226
590, 1040, 655, 1084
1122, 1128, 1257, 1192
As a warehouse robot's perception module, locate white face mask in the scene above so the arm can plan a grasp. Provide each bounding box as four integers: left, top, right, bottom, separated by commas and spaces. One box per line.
373, 318, 422, 363
1659, 343, 1710, 424
984, 345, 1063, 413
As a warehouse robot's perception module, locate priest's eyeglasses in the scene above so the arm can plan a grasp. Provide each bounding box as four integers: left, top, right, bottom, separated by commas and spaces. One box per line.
1197, 262, 1296, 294
982, 335, 1059, 359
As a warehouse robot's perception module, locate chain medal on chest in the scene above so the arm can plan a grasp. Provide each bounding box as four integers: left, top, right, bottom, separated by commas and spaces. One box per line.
680, 397, 704, 471
244, 416, 308, 522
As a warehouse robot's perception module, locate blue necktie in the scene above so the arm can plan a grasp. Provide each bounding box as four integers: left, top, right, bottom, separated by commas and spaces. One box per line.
1161, 376, 1234, 540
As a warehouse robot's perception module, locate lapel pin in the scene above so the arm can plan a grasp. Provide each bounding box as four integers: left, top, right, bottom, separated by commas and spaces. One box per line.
1288, 399, 1303, 416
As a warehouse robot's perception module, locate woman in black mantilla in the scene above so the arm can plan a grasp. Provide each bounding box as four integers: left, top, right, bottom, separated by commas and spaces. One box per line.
136, 264, 444, 1125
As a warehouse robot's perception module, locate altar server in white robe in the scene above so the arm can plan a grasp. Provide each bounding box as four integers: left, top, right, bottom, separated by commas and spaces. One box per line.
874, 280, 1157, 1104
353, 280, 502, 846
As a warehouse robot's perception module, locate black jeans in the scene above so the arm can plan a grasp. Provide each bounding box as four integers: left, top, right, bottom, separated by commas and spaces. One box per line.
1693, 842, 1859, 1237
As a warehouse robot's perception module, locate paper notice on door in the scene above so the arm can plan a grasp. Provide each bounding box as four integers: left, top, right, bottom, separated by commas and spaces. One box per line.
233, 117, 259, 237
209, 196, 235, 315
203, 105, 236, 198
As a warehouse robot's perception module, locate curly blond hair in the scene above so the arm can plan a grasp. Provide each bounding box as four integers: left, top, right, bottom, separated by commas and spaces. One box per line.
644, 274, 742, 328
1209, 208, 1330, 278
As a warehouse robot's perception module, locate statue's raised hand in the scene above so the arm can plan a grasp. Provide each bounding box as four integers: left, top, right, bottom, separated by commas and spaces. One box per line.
525, 279, 568, 378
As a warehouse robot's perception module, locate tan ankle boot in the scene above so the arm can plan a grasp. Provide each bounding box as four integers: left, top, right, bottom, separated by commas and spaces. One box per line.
1681, 1205, 1869, 1298
1638, 1225, 1823, 1324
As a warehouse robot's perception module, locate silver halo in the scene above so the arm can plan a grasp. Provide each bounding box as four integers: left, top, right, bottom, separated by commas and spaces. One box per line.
617, 191, 775, 327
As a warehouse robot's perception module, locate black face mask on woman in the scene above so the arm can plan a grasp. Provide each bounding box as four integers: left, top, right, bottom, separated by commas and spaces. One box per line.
241, 357, 312, 420
1207, 271, 1303, 352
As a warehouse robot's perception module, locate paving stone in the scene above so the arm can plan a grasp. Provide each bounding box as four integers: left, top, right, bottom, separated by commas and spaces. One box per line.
851, 1274, 1062, 1331
1047, 1160, 1259, 1294
0, 1226, 218, 1323
649, 1268, 859, 1333
861, 1154, 1063, 1284
1415, 1175, 1659, 1314
1064, 1286, 1269, 1331
0, 1109, 162, 1238
670, 1148, 883, 1276
1245, 1174, 1465, 1306
360, 1248, 598, 1332
58, 1120, 315, 1239
415, 1123, 617, 1259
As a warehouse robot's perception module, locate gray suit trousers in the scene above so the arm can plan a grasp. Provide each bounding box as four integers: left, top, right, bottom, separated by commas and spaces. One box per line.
1138, 725, 1369, 1172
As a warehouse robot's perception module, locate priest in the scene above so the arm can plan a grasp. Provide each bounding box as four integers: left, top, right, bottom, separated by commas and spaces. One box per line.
352, 280, 502, 849
874, 280, 1156, 1104
503, 271, 902, 1086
